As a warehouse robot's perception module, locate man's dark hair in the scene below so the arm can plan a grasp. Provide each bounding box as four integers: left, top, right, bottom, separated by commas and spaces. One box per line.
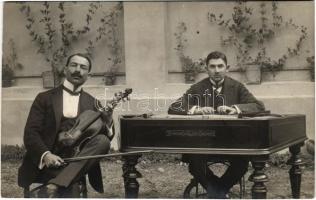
66, 53, 92, 72
206, 51, 227, 66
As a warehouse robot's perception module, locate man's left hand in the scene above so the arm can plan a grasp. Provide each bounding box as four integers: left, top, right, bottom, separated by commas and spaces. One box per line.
217, 106, 237, 115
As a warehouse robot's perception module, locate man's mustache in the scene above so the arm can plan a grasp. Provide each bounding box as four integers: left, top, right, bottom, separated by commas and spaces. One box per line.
71, 73, 82, 78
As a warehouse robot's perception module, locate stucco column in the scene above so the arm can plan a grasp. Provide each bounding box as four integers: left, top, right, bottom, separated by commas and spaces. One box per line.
123, 2, 167, 93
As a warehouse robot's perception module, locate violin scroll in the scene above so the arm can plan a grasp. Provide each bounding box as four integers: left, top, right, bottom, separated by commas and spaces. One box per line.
99, 88, 133, 112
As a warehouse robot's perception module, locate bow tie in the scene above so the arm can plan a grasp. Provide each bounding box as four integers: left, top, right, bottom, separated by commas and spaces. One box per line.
62, 86, 81, 96
213, 83, 223, 89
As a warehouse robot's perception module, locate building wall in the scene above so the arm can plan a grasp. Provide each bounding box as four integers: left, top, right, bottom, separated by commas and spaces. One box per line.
2, 2, 315, 150
3, 2, 126, 86
166, 1, 314, 73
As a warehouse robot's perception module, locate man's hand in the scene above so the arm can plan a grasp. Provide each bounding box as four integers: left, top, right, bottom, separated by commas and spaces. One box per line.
194, 107, 215, 115
43, 152, 65, 168
217, 106, 237, 115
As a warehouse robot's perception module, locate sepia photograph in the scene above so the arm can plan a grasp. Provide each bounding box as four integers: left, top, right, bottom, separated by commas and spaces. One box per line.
1, 1, 315, 198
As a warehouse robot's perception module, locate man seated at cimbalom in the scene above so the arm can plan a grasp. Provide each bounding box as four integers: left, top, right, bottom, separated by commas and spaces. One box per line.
168, 51, 265, 198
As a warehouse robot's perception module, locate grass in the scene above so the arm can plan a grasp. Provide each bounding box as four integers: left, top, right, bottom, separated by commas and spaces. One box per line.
1, 145, 314, 198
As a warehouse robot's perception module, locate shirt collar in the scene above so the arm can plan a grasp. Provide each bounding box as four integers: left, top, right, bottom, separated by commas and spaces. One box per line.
63, 79, 83, 93
209, 77, 225, 88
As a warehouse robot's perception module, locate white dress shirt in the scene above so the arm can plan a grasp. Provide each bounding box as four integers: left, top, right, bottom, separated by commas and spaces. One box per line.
63, 79, 82, 118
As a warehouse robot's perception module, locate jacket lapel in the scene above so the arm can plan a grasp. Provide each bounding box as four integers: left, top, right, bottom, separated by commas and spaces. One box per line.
222, 77, 236, 105
52, 86, 63, 134
79, 91, 92, 114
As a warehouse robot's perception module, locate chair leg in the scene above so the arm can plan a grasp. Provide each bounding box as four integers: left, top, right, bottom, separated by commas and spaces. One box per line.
239, 176, 246, 198
194, 179, 199, 198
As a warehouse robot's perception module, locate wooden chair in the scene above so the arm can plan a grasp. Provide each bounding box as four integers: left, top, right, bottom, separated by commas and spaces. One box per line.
183, 161, 246, 199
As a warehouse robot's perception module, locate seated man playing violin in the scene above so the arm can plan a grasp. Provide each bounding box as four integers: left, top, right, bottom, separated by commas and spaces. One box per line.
18, 53, 116, 197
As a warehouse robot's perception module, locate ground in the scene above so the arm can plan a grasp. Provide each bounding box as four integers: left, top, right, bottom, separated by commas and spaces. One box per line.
1, 157, 314, 198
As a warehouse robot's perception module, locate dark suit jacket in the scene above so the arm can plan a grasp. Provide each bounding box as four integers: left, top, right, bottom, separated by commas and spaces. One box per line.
168, 76, 265, 114
18, 86, 106, 192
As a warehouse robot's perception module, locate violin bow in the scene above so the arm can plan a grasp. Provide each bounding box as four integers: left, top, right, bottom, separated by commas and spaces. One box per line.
63, 150, 154, 163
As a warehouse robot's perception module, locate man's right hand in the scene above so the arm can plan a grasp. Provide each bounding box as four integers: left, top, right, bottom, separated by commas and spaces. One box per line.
194, 107, 216, 115
43, 152, 65, 168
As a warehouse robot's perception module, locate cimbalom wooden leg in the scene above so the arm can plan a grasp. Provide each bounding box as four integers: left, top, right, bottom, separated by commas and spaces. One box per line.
249, 159, 268, 199
287, 143, 305, 198
122, 155, 142, 198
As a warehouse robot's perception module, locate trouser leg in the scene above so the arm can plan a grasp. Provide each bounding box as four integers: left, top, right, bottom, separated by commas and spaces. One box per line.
48, 134, 110, 188
188, 155, 219, 189
218, 157, 249, 192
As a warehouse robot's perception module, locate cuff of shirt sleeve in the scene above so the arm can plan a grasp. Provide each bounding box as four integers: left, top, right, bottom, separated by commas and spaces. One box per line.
232, 105, 242, 114
187, 106, 198, 115
38, 151, 50, 170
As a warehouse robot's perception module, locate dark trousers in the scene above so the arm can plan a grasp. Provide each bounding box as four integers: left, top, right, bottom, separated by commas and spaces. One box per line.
38, 134, 110, 189
187, 155, 248, 198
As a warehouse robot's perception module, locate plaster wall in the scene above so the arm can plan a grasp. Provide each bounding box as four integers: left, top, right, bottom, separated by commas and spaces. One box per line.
1, 2, 315, 150
166, 1, 314, 73
3, 2, 126, 79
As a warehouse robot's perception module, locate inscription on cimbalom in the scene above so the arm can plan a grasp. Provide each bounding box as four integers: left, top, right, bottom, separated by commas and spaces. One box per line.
165, 129, 216, 137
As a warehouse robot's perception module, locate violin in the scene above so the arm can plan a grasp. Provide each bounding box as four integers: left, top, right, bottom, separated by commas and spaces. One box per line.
57, 88, 132, 150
